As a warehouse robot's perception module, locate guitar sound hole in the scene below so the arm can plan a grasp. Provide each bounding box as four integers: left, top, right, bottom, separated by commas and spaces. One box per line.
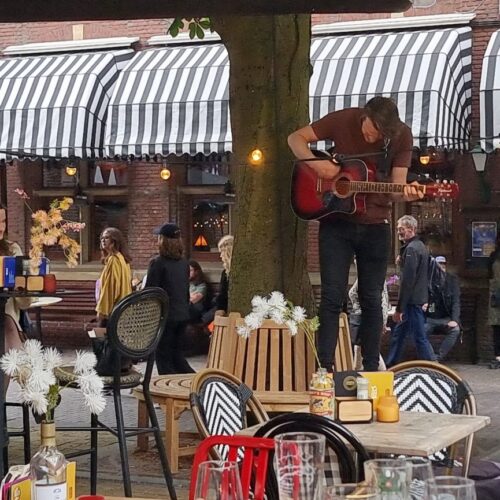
335, 178, 351, 197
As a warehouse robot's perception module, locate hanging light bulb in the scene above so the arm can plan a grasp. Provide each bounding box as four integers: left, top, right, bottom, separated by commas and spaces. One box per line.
160, 166, 171, 180
65, 163, 77, 176
419, 155, 431, 166
249, 148, 264, 166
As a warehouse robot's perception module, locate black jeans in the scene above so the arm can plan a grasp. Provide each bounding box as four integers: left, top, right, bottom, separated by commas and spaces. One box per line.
318, 219, 390, 371
156, 320, 195, 375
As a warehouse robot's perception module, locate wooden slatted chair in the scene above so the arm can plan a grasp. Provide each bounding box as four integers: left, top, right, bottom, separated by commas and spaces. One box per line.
225, 312, 353, 412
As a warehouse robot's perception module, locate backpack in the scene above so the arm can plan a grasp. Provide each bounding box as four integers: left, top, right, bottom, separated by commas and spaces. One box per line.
428, 256, 446, 315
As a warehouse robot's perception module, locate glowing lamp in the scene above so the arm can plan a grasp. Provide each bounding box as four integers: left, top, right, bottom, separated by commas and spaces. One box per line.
160, 167, 171, 180
249, 148, 264, 165
194, 235, 209, 247
419, 155, 430, 166
65, 164, 77, 176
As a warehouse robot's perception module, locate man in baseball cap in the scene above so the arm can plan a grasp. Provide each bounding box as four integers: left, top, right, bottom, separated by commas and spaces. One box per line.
153, 223, 181, 238
426, 255, 461, 361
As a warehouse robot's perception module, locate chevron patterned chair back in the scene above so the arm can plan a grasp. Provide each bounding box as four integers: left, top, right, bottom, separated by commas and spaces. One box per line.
190, 368, 269, 460
390, 360, 477, 476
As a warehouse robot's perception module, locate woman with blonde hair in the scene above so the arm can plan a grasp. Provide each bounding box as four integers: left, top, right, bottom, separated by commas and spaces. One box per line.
145, 223, 194, 374
215, 234, 234, 313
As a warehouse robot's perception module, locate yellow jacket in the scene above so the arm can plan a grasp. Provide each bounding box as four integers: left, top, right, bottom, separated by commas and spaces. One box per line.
96, 252, 132, 317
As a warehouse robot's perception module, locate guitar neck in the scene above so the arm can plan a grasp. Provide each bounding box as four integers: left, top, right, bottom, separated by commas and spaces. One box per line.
346, 181, 425, 194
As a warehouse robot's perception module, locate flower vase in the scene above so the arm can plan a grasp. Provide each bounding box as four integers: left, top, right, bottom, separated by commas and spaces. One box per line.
309, 367, 335, 418
30, 422, 68, 500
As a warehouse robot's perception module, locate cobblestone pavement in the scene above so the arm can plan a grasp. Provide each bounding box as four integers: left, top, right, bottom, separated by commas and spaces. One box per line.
4, 355, 500, 499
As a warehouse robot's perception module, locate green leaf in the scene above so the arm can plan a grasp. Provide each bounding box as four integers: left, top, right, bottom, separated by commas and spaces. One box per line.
169, 25, 179, 38
189, 24, 196, 39
196, 25, 205, 39
199, 19, 211, 29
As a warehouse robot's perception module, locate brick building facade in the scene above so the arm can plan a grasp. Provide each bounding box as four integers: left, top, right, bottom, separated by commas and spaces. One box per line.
1, 3, 499, 359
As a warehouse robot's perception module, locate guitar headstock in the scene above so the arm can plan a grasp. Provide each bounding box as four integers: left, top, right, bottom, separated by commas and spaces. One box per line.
425, 180, 459, 200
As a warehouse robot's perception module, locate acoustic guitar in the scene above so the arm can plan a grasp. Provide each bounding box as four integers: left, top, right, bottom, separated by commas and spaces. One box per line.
291, 157, 459, 221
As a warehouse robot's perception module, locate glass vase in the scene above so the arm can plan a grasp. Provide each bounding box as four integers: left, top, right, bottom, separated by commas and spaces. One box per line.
30, 422, 68, 500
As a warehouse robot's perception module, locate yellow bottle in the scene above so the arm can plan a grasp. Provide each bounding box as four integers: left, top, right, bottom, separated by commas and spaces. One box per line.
309, 367, 335, 418
376, 390, 400, 423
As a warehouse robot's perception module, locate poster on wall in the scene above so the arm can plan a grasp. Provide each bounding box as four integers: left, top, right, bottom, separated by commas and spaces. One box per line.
471, 222, 497, 258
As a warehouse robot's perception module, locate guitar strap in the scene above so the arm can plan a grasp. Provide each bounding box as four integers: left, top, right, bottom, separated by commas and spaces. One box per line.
375, 137, 392, 182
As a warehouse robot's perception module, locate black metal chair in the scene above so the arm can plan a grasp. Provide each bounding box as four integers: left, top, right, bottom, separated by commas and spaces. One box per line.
254, 412, 370, 498
3, 402, 30, 473
55, 287, 177, 499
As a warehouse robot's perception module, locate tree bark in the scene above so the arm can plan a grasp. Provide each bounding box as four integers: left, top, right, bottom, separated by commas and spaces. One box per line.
213, 15, 315, 314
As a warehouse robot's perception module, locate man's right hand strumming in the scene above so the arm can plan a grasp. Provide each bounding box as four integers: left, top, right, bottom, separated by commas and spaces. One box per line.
288, 125, 341, 179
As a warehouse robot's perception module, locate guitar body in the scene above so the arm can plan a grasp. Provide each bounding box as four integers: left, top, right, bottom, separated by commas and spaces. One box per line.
291, 158, 374, 220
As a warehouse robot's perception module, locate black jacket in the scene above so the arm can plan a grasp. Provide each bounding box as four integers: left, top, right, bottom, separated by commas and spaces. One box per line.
397, 236, 429, 312
428, 272, 461, 324
145, 255, 190, 322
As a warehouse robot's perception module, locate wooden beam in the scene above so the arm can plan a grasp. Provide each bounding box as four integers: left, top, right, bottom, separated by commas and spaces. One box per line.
0, 0, 412, 23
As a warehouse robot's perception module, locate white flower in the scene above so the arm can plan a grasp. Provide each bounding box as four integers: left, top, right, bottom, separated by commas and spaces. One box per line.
269, 308, 285, 325
244, 312, 264, 331
292, 306, 307, 323
43, 348, 63, 370
251, 295, 269, 315
21, 389, 48, 416
77, 372, 104, 396
26, 369, 55, 393
83, 392, 106, 415
286, 320, 299, 336
237, 325, 252, 339
268, 291, 286, 309
74, 351, 98, 375
23, 339, 44, 361
0, 349, 22, 377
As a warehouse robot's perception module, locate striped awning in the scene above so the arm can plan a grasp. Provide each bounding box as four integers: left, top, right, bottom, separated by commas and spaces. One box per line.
310, 27, 472, 151
105, 44, 230, 157
0, 49, 134, 160
480, 30, 500, 152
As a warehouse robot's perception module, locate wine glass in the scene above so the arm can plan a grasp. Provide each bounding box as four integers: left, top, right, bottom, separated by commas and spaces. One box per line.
404, 457, 434, 500
363, 458, 410, 499
274, 432, 326, 499
193, 460, 243, 500
324, 482, 380, 499
424, 476, 477, 500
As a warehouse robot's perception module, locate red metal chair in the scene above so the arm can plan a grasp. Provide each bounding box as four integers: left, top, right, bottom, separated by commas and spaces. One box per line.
189, 434, 276, 500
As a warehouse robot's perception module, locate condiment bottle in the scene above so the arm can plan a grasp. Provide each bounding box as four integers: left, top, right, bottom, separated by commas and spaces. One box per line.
309, 367, 335, 418
356, 376, 369, 400
376, 390, 400, 422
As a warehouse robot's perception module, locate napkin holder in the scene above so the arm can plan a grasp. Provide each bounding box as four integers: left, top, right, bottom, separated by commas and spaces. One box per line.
14, 275, 44, 292
335, 397, 373, 423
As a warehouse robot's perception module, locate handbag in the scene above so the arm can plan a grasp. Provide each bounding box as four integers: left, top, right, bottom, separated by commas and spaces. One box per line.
91, 336, 132, 376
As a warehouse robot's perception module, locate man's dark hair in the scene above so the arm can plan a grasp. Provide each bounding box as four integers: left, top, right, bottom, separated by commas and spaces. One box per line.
364, 96, 403, 139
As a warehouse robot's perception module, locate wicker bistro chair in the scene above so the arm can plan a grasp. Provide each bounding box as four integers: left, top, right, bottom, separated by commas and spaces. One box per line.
254, 413, 370, 487
189, 368, 269, 458
55, 288, 177, 499
389, 360, 477, 476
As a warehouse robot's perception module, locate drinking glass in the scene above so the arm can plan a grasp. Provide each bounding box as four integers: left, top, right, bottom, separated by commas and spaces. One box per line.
424, 476, 477, 500
193, 460, 243, 500
274, 432, 326, 499
363, 458, 410, 500
405, 457, 434, 500
325, 482, 380, 499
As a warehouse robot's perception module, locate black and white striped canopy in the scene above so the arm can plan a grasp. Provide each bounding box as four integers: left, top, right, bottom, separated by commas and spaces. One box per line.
0, 49, 134, 160
480, 30, 500, 152
310, 27, 472, 151
105, 44, 230, 157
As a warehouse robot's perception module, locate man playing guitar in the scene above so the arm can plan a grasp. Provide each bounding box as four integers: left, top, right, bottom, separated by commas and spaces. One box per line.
288, 96, 422, 372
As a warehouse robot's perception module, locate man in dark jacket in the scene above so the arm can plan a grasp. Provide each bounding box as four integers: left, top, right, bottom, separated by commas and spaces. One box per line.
426, 255, 461, 361
386, 215, 437, 366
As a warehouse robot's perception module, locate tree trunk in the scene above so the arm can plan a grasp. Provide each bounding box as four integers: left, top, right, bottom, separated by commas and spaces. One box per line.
213, 15, 315, 314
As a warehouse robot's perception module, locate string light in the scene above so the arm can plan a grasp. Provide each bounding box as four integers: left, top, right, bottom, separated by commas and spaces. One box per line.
419, 155, 430, 166
65, 164, 77, 176
249, 148, 264, 166
160, 166, 171, 180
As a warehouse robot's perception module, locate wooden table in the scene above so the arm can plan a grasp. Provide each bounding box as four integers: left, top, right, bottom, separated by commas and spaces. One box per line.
239, 410, 491, 456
